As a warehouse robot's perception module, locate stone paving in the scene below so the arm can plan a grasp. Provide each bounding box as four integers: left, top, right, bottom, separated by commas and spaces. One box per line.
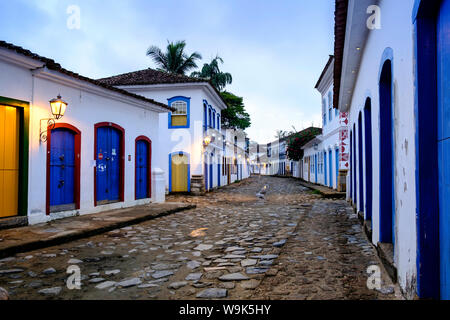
0, 176, 401, 300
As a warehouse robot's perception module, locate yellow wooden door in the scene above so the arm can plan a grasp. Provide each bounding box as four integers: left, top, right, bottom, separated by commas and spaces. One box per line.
171, 154, 188, 192
0, 106, 20, 218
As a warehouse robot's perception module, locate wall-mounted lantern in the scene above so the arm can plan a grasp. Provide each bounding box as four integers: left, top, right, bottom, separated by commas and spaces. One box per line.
40, 94, 68, 143
49, 95, 68, 120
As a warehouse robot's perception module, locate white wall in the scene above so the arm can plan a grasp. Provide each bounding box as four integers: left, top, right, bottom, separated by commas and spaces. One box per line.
345, 0, 417, 297
0, 57, 164, 224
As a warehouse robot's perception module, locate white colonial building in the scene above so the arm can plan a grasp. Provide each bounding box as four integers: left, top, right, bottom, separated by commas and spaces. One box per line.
334, 0, 450, 299
0, 41, 170, 226
99, 69, 250, 194
301, 56, 346, 190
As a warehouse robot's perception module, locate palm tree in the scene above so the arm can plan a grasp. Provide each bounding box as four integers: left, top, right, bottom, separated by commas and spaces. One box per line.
146, 40, 202, 75
191, 55, 232, 91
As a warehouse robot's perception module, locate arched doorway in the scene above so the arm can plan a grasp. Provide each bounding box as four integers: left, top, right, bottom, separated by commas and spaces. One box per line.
415, 0, 450, 299
379, 57, 395, 246
353, 123, 357, 207
135, 136, 151, 200
364, 98, 373, 222
358, 112, 364, 213
170, 152, 189, 193
46, 124, 81, 214
94, 122, 124, 206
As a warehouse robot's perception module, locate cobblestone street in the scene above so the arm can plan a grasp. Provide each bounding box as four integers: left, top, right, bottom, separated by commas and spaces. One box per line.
0, 176, 401, 300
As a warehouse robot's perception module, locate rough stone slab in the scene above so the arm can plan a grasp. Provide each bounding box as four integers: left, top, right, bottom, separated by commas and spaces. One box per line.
168, 281, 188, 289
95, 281, 116, 289
250, 254, 278, 260
105, 269, 120, 275
196, 288, 227, 299
116, 278, 142, 288
219, 273, 250, 281
246, 267, 269, 274
223, 254, 246, 259
152, 270, 174, 279
187, 260, 201, 269
0, 269, 23, 275
67, 258, 83, 264
241, 279, 260, 290
273, 239, 287, 248
194, 244, 213, 251
185, 273, 203, 281
241, 259, 257, 267
38, 287, 62, 295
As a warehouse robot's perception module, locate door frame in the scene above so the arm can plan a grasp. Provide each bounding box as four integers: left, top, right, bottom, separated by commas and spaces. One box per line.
94, 122, 125, 206
169, 151, 190, 193
135, 136, 152, 200
45, 123, 81, 215
0, 96, 29, 217
413, 0, 443, 299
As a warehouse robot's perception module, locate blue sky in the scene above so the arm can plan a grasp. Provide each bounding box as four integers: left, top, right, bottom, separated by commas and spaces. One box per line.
0, 0, 334, 143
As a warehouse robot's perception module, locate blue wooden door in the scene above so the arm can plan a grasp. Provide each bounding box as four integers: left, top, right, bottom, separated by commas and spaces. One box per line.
358, 115, 364, 211
204, 155, 208, 191
217, 163, 221, 187
96, 127, 121, 203
335, 148, 339, 189
209, 155, 213, 188
324, 152, 327, 186
315, 154, 318, 183
364, 104, 373, 221
379, 60, 394, 245
50, 128, 75, 209
329, 150, 333, 188
136, 140, 149, 199
438, 0, 450, 299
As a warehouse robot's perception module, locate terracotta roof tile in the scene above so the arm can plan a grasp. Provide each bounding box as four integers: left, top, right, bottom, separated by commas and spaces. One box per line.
0, 40, 173, 112
333, 0, 349, 110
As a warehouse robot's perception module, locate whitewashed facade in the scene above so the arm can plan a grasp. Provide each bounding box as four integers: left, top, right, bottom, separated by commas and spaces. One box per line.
0, 42, 169, 225
334, 0, 450, 299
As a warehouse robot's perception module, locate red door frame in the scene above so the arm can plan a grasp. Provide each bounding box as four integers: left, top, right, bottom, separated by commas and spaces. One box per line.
94, 122, 125, 206
46, 123, 81, 215
135, 136, 152, 199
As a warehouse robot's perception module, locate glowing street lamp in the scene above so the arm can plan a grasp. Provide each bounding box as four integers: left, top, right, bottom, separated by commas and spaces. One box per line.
49, 94, 68, 120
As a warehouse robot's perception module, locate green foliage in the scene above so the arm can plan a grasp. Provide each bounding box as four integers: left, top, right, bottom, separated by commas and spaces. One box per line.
191, 56, 232, 91
220, 91, 251, 130
286, 127, 322, 161
146, 40, 202, 75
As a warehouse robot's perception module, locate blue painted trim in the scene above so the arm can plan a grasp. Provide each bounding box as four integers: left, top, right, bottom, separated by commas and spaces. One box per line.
413, 0, 441, 299
353, 123, 357, 206
364, 98, 373, 222
168, 151, 191, 193
168, 96, 191, 129
378, 48, 395, 247
358, 112, 364, 212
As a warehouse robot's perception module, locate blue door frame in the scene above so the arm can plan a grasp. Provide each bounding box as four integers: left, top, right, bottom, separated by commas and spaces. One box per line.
135, 138, 150, 200
96, 126, 122, 204
379, 55, 395, 247
335, 148, 339, 189
314, 154, 318, 183
353, 124, 357, 206
209, 155, 213, 189
358, 113, 364, 213
364, 99, 373, 221
329, 149, 333, 188
350, 131, 353, 200
204, 155, 208, 191
414, 0, 450, 299
324, 152, 327, 186
49, 128, 75, 208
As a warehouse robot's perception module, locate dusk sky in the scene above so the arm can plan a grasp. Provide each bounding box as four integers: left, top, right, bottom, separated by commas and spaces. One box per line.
0, 0, 335, 143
